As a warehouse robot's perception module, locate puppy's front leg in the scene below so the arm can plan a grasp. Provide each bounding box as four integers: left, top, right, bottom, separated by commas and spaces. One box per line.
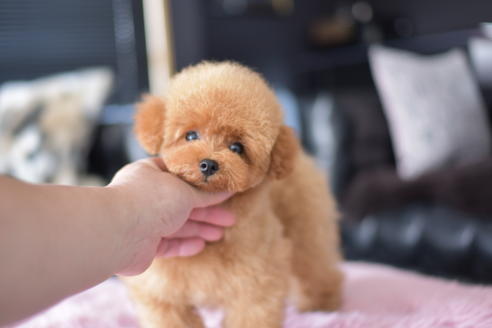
133, 298, 204, 328
222, 278, 286, 328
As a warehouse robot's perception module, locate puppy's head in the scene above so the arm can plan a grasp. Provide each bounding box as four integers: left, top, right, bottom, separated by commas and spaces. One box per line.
134, 62, 299, 192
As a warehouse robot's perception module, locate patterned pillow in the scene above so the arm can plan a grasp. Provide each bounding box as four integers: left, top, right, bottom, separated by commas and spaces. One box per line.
369, 45, 491, 179
0, 68, 113, 184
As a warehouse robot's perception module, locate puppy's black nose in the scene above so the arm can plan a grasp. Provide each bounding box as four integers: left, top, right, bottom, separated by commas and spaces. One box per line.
199, 159, 219, 177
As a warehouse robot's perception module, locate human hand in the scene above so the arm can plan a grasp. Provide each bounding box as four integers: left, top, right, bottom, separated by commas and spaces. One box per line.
107, 157, 234, 275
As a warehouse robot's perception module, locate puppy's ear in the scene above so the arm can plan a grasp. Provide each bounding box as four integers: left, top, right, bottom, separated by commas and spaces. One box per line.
134, 95, 166, 155
269, 125, 300, 179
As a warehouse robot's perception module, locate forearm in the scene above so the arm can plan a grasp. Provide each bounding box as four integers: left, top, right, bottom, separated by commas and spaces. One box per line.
0, 177, 131, 325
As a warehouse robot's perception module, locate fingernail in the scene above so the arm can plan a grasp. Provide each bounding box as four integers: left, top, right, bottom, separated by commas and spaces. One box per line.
179, 239, 204, 257
222, 214, 236, 226
204, 227, 224, 241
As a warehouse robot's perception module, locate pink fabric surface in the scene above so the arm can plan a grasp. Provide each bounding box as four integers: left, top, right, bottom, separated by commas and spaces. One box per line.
12, 262, 492, 328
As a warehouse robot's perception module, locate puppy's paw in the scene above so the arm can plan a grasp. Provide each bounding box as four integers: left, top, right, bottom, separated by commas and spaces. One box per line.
297, 289, 342, 312
296, 286, 342, 312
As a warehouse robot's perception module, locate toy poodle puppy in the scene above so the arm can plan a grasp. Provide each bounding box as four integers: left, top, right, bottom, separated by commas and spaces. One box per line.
124, 61, 343, 328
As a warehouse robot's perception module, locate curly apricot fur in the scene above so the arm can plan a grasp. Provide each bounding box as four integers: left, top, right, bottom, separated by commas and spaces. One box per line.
124, 62, 343, 328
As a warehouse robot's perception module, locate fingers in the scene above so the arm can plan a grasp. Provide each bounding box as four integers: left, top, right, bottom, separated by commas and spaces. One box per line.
168, 221, 224, 241
130, 157, 232, 208
157, 206, 234, 259
156, 238, 205, 258
189, 206, 235, 226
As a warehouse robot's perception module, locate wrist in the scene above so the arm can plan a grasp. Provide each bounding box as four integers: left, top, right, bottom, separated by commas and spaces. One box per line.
101, 185, 141, 274
104, 183, 164, 275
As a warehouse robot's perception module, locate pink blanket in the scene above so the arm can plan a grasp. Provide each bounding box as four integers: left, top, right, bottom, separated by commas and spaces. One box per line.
12, 262, 492, 328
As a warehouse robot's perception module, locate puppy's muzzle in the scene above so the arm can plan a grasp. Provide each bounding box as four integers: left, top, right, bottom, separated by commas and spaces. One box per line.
199, 159, 219, 177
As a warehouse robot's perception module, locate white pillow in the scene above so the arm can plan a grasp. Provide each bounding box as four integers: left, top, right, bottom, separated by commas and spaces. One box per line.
369, 45, 491, 179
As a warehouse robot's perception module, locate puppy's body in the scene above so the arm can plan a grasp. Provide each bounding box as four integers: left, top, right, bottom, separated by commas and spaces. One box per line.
124, 62, 342, 328
126, 180, 290, 327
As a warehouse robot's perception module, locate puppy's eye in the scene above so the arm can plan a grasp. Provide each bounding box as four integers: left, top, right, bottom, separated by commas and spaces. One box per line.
229, 142, 244, 154
185, 131, 199, 141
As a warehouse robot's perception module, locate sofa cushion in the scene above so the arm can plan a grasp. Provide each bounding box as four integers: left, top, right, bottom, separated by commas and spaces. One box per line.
369, 45, 491, 179
0, 68, 113, 184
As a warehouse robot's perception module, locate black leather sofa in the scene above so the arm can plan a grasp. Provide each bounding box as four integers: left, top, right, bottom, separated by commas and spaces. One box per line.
303, 83, 492, 284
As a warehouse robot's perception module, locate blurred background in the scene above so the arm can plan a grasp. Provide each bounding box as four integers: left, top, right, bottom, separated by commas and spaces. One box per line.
1, 0, 492, 283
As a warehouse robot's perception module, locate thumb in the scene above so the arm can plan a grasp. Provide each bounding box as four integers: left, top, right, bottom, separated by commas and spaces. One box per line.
191, 189, 233, 208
